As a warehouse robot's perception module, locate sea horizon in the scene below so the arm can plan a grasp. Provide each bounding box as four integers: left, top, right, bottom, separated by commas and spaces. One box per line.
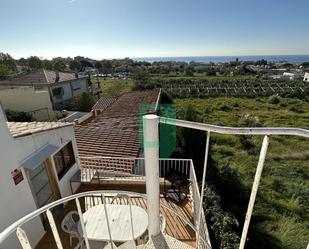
133, 54, 309, 63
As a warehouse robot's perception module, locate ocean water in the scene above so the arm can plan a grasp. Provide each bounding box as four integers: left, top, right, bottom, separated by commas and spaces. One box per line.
134, 55, 309, 63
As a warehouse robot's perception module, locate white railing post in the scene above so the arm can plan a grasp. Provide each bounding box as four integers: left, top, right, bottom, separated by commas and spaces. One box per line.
75, 198, 90, 249
143, 114, 161, 237
16, 227, 32, 249
197, 131, 211, 248
239, 136, 269, 249
102, 195, 114, 249
46, 209, 63, 249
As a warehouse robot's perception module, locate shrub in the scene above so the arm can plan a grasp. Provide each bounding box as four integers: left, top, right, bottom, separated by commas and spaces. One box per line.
268, 94, 280, 104
219, 104, 232, 112
70, 92, 96, 112
239, 114, 262, 127
5, 109, 33, 122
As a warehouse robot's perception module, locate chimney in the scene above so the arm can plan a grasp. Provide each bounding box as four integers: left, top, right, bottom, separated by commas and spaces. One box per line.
55, 71, 60, 82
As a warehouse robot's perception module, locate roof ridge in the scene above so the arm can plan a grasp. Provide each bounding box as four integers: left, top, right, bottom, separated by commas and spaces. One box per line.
42, 69, 49, 83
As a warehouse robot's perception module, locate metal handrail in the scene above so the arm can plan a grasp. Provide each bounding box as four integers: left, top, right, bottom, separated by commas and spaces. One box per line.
160, 116, 309, 137
0, 190, 209, 249
158, 116, 309, 249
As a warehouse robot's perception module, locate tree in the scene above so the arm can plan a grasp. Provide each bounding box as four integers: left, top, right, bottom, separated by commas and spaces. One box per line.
52, 59, 66, 71
70, 92, 96, 112
80, 59, 93, 71
175, 104, 206, 176
94, 61, 102, 72
184, 65, 194, 76
0, 53, 17, 79
42, 60, 53, 70
101, 60, 112, 74
69, 60, 82, 72
132, 69, 152, 90
28, 56, 43, 69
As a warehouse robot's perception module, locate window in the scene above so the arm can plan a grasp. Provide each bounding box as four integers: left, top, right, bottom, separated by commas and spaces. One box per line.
53, 142, 76, 180
52, 87, 63, 97
29, 163, 53, 207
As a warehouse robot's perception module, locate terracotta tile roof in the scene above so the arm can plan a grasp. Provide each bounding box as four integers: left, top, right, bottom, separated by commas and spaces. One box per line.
75, 89, 161, 172
100, 89, 160, 118
0, 69, 87, 86
7, 121, 73, 138
92, 96, 119, 111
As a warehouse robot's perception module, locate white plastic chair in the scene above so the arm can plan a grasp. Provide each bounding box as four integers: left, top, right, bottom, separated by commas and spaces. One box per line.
160, 215, 166, 233
61, 210, 82, 247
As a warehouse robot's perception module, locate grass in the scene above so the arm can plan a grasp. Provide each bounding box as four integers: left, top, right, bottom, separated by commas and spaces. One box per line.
91, 77, 133, 96
175, 97, 309, 249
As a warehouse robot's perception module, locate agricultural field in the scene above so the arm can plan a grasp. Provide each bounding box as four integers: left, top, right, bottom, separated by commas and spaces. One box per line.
152, 78, 309, 98
175, 97, 309, 249
91, 77, 133, 96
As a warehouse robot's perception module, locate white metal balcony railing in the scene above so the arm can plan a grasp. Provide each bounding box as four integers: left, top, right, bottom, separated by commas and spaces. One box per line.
0, 190, 209, 249
78, 157, 210, 247
0, 115, 308, 249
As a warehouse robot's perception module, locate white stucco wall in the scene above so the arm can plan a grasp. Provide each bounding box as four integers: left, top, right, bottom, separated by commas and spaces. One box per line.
50, 78, 89, 106
0, 109, 81, 248
0, 86, 54, 121
71, 79, 89, 97
14, 125, 81, 198
0, 109, 45, 249
304, 72, 309, 82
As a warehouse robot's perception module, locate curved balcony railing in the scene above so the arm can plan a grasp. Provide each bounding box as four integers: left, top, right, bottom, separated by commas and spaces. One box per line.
0, 190, 209, 249
158, 116, 309, 249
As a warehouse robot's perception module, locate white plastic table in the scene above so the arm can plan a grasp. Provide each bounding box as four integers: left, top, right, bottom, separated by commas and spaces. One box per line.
78, 204, 148, 242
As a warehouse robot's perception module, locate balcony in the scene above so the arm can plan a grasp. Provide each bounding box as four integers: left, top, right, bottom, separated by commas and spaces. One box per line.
0, 115, 308, 249
0, 157, 210, 249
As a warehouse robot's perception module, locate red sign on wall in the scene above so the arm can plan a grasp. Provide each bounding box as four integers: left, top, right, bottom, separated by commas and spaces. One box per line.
11, 169, 24, 186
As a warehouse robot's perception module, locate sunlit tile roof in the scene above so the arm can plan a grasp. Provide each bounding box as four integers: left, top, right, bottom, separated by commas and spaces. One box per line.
75, 89, 160, 162
7, 121, 73, 138
0, 69, 87, 86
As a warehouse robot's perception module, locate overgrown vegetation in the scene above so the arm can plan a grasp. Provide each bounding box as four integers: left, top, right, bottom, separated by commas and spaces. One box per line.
5, 109, 33, 122
175, 98, 309, 249
69, 92, 97, 112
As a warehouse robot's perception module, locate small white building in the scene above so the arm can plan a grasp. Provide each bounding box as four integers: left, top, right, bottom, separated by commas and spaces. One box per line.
283, 72, 295, 80
0, 86, 54, 121
0, 69, 90, 111
0, 107, 80, 249
304, 72, 309, 82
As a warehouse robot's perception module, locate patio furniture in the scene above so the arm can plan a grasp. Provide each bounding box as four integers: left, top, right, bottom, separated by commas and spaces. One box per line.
73, 240, 118, 249
142, 214, 166, 244
160, 215, 166, 233
118, 240, 145, 249
78, 203, 148, 242
163, 169, 191, 204
61, 210, 82, 247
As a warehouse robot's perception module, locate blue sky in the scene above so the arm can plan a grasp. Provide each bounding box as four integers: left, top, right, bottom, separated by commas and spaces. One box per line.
1, 0, 308, 59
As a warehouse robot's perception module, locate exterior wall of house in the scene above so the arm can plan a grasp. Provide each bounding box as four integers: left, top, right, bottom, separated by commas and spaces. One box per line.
50, 78, 89, 110
0, 86, 54, 121
14, 125, 81, 198
0, 109, 45, 249
0, 108, 81, 248
304, 72, 309, 82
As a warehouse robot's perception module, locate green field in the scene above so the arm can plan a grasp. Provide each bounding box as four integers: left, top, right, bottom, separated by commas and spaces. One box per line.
175, 97, 309, 249
91, 77, 133, 96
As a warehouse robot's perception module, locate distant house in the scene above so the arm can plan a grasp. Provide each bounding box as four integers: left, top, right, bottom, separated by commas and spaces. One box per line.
283, 72, 295, 80
0, 85, 54, 121
0, 107, 80, 248
0, 69, 90, 111
304, 72, 309, 82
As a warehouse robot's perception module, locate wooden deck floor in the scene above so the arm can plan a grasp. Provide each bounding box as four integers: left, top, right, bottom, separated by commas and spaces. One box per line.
35, 184, 196, 249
